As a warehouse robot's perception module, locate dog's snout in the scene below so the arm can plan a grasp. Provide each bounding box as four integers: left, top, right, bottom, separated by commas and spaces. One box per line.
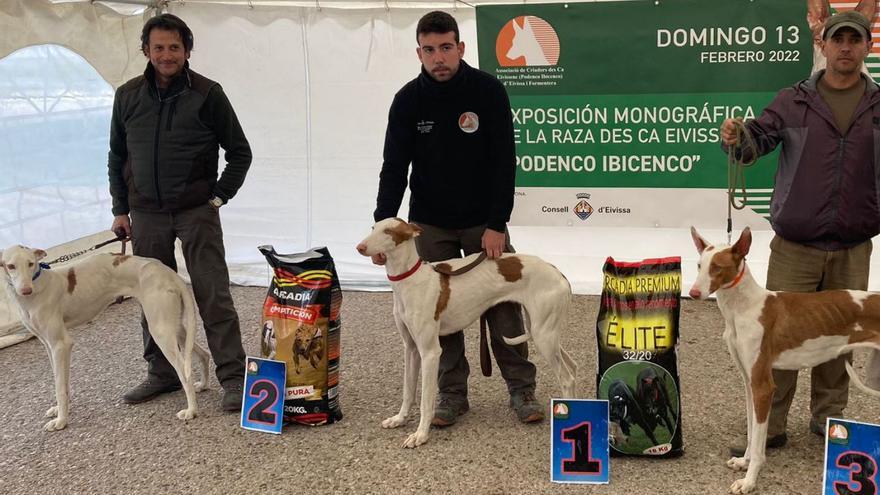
688, 288, 701, 299
20, 287, 33, 296
356, 243, 367, 255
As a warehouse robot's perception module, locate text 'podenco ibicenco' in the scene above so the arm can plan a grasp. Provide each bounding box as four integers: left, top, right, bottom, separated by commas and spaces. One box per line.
1, 245, 210, 431
356, 218, 577, 448
688, 227, 880, 494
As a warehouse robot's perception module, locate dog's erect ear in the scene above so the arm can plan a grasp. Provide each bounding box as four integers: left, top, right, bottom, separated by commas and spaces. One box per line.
408, 223, 422, 237
856, 0, 877, 26
690, 226, 710, 254
33, 249, 47, 261
732, 227, 752, 257
807, 0, 830, 41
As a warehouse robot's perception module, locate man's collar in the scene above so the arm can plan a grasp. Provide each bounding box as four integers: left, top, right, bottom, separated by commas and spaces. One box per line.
418, 60, 469, 93
144, 61, 191, 94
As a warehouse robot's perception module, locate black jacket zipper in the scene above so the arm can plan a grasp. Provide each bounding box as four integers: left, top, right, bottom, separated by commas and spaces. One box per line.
153, 97, 165, 209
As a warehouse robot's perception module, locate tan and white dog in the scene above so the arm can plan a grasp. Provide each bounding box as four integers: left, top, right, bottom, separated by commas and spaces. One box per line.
1, 245, 210, 431
356, 218, 577, 448
688, 228, 880, 494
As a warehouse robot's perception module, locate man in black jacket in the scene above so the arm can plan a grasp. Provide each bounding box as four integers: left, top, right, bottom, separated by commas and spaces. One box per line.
107, 14, 250, 411
372, 11, 543, 426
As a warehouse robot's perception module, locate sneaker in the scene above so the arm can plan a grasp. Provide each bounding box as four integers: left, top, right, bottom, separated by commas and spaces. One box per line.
122, 377, 181, 404
431, 397, 469, 427
509, 390, 545, 423
809, 419, 827, 437
728, 432, 788, 457
221, 383, 244, 412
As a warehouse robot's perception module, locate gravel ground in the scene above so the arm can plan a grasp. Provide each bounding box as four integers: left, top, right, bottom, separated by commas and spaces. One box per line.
1, 287, 877, 494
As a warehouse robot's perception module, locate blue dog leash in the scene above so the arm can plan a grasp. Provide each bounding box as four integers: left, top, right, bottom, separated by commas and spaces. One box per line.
31, 262, 51, 281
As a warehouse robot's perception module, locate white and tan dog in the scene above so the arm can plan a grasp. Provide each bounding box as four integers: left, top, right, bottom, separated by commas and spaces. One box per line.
688, 227, 880, 494
1, 245, 210, 431
356, 218, 577, 448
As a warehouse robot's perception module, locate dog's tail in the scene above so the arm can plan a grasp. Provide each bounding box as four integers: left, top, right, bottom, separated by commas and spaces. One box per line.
503, 309, 532, 346
178, 284, 198, 383
502, 333, 531, 346
845, 360, 880, 398
842, 343, 880, 398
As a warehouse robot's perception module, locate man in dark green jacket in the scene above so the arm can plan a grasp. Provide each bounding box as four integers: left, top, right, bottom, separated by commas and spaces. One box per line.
107, 14, 251, 411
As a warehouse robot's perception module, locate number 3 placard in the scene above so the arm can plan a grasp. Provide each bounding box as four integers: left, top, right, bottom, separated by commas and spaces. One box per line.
823, 418, 880, 495
241, 357, 286, 434
550, 399, 610, 484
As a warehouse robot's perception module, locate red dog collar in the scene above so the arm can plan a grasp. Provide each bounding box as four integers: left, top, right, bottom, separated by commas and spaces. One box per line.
723, 262, 746, 290
388, 260, 422, 282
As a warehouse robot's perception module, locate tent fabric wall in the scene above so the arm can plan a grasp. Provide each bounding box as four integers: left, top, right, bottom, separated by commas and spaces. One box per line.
1, 0, 147, 88
3, 0, 880, 312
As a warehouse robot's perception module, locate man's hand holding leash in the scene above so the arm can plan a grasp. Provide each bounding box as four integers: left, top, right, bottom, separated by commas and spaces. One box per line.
481, 228, 506, 259
111, 214, 131, 238
720, 118, 742, 146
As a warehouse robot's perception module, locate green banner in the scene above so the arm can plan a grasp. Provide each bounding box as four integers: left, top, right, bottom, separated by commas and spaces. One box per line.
477, 0, 812, 190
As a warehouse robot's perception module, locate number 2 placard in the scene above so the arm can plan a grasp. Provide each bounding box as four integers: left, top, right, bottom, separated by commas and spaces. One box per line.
241, 357, 286, 434
823, 418, 880, 495
550, 399, 610, 484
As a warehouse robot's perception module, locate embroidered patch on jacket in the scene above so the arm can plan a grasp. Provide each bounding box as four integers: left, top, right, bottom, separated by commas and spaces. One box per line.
417, 120, 434, 134
459, 112, 479, 133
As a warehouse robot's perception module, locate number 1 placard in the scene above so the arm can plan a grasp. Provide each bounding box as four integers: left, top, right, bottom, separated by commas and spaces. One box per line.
823, 418, 880, 495
550, 399, 610, 484
241, 357, 286, 434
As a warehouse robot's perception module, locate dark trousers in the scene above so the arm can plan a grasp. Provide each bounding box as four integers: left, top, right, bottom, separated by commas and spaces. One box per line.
765, 235, 871, 435
413, 222, 537, 398
130, 204, 245, 388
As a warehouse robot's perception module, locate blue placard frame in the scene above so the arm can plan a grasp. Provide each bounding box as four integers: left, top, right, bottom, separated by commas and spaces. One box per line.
240, 356, 287, 434
823, 417, 880, 495
550, 399, 610, 484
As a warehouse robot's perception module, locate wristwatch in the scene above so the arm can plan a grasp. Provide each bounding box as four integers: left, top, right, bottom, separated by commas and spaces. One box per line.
209, 196, 225, 208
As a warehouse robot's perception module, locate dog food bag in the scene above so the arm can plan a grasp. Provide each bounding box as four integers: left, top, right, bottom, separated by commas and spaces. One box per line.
595, 257, 683, 457
258, 245, 343, 426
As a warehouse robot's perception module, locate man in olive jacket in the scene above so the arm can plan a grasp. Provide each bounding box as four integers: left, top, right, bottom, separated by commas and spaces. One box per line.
107, 14, 251, 411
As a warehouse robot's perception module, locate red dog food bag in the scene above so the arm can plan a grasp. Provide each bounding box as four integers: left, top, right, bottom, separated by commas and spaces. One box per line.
596, 257, 683, 457
258, 246, 343, 426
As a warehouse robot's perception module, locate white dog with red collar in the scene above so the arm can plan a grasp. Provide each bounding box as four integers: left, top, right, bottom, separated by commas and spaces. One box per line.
689, 227, 880, 494
356, 218, 577, 448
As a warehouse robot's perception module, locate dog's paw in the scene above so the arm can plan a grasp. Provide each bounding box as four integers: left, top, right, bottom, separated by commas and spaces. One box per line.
726, 456, 749, 472
382, 415, 406, 429
730, 477, 756, 494
176, 408, 196, 421
44, 406, 59, 418
402, 431, 428, 448
43, 417, 67, 432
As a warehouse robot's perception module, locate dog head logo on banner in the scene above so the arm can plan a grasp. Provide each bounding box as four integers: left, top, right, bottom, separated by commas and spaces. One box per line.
496, 16, 561, 67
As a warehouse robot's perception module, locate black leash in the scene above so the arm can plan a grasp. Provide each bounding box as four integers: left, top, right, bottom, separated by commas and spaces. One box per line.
44, 233, 130, 266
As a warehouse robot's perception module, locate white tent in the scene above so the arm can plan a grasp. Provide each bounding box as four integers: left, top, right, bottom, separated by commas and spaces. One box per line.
2, 0, 877, 343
